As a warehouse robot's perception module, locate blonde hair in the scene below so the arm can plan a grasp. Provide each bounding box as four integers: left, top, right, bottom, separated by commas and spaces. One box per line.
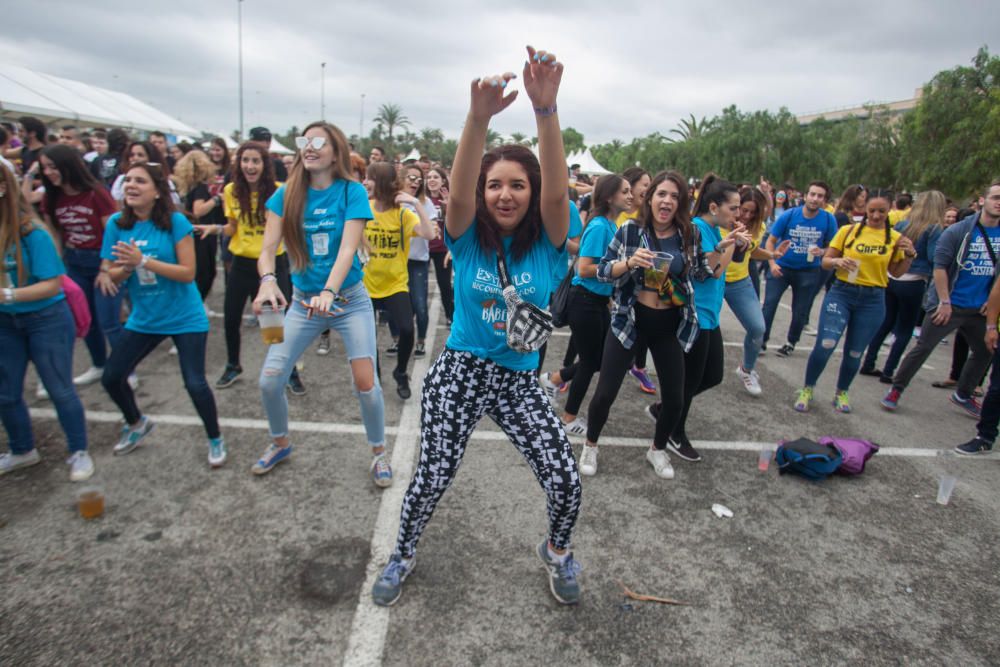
172, 149, 217, 196
902, 190, 946, 242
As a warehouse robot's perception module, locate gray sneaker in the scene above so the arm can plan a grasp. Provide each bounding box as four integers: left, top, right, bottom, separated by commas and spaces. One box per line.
113, 417, 155, 455
0, 449, 42, 475
536, 541, 582, 605
372, 554, 415, 607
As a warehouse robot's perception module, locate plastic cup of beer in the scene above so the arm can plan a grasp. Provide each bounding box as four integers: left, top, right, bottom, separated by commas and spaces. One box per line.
758, 445, 773, 472
936, 475, 957, 505
78, 487, 105, 520
258, 303, 285, 345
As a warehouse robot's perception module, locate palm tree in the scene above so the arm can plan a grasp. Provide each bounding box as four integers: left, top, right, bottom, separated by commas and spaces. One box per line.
373, 103, 410, 144
485, 129, 503, 148
669, 114, 706, 142
510, 132, 528, 145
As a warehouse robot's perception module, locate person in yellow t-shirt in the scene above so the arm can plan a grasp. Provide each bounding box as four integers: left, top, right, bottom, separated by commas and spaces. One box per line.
210, 141, 301, 391
362, 161, 436, 399
794, 189, 916, 414
723, 187, 791, 395
888, 192, 913, 227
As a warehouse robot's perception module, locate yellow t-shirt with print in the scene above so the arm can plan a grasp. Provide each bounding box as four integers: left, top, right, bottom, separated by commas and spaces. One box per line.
723, 225, 766, 283
830, 223, 904, 288
223, 182, 285, 258
888, 208, 910, 227
363, 204, 420, 298
616, 210, 638, 229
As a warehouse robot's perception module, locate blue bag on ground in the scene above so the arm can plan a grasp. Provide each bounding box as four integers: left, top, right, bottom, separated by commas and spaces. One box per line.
775, 438, 843, 480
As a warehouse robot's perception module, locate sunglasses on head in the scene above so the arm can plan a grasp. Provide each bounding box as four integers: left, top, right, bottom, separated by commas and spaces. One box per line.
295, 136, 327, 151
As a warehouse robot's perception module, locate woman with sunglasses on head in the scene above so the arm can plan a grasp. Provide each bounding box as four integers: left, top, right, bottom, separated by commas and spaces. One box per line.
794, 188, 916, 413
0, 167, 93, 481
211, 141, 302, 391
35, 144, 120, 389
373, 47, 583, 607
252, 123, 389, 486
99, 163, 226, 467
363, 161, 436, 399
425, 166, 454, 325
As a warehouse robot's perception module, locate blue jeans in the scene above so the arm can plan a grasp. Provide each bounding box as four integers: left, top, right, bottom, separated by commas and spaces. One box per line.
388, 259, 430, 341
102, 329, 220, 438
977, 347, 1000, 443
259, 280, 385, 445
804, 281, 886, 391
862, 278, 926, 377
0, 301, 87, 454
64, 247, 125, 368
724, 277, 766, 371
762, 267, 821, 346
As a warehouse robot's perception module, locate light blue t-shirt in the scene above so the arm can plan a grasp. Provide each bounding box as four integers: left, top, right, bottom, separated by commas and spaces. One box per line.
1, 225, 66, 314
101, 212, 208, 334
446, 220, 565, 371
692, 217, 724, 330
265, 180, 373, 293
950, 224, 1000, 309
769, 207, 838, 270
572, 215, 616, 296
550, 200, 583, 294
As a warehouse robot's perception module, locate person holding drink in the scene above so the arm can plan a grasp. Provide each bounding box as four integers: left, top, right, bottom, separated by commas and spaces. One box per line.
252, 121, 390, 486
99, 164, 226, 467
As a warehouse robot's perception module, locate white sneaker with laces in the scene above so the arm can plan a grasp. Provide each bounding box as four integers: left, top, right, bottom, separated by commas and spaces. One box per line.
579, 445, 598, 476
539, 373, 559, 406
736, 365, 762, 396
645, 447, 675, 479
0, 449, 42, 475
803, 324, 818, 336
67, 451, 95, 481
563, 418, 587, 436
73, 366, 105, 386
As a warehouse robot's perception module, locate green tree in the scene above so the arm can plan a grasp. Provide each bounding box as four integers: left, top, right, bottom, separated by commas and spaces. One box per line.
509, 132, 529, 145
669, 114, 708, 142
561, 127, 586, 154
373, 103, 410, 148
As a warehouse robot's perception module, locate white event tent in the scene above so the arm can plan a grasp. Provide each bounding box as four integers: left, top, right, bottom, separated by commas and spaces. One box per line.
566, 148, 611, 175
0, 64, 199, 136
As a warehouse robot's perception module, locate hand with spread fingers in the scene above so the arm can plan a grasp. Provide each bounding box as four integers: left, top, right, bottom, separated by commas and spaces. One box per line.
469, 71, 518, 122
523, 45, 563, 111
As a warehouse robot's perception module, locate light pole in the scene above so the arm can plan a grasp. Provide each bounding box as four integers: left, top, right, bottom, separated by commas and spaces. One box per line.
359, 93, 365, 141
237, 0, 244, 140
320, 62, 326, 121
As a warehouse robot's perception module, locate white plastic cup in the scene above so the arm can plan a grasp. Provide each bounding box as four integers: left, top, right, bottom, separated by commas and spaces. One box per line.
937, 475, 957, 505
847, 265, 860, 283
651, 251, 674, 273
758, 446, 773, 472
807, 243, 818, 263
258, 304, 285, 345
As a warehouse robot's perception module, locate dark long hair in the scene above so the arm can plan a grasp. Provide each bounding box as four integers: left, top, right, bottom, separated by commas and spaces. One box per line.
368, 161, 398, 210
844, 188, 893, 249
38, 145, 104, 224
640, 170, 694, 253
693, 173, 739, 218
118, 164, 176, 231
589, 174, 625, 221
474, 144, 541, 261
121, 141, 166, 175
210, 137, 231, 174
836, 184, 867, 215
740, 187, 769, 239
231, 141, 276, 227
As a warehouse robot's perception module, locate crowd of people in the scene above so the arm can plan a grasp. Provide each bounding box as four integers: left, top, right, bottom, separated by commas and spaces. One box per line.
1, 46, 998, 608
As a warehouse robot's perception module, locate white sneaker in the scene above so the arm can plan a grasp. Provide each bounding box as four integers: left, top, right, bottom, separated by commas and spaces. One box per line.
168, 344, 178, 355
736, 365, 762, 396
563, 417, 587, 436
67, 451, 95, 481
803, 324, 818, 336
645, 447, 674, 479
0, 449, 42, 475
36, 384, 49, 400
128, 373, 139, 390
539, 373, 559, 406
579, 445, 598, 476
73, 366, 104, 386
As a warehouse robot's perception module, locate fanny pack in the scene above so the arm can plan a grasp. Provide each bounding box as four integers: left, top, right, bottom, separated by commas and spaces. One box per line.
496, 252, 552, 353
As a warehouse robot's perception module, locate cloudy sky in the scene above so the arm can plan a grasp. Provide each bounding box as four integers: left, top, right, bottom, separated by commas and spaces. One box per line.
2, 0, 997, 145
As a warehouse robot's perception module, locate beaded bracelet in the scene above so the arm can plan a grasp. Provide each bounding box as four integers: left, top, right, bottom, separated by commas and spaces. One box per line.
534, 105, 557, 117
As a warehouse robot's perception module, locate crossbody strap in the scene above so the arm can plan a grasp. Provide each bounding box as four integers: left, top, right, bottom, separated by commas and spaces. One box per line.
495, 250, 512, 289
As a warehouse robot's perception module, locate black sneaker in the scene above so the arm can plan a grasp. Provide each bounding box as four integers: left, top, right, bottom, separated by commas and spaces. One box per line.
776, 343, 795, 357
393, 371, 411, 400
386, 343, 398, 357
878, 374, 893, 384
955, 437, 993, 456
286, 370, 306, 396
858, 366, 881, 377
414, 341, 426, 358
666, 435, 702, 462
215, 364, 242, 388
645, 402, 660, 423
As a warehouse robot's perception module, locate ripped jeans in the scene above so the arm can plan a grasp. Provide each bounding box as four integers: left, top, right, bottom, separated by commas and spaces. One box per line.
259, 280, 385, 447
804, 280, 885, 391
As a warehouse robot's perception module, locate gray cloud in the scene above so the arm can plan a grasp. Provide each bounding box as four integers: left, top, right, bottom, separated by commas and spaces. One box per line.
2, 0, 997, 145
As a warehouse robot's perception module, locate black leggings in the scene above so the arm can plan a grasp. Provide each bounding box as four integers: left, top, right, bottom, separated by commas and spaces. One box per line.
674, 327, 724, 442
586, 305, 686, 449
194, 233, 218, 301
557, 287, 610, 416
372, 291, 413, 377
429, 251, 454, 322
223, 254, 292, 367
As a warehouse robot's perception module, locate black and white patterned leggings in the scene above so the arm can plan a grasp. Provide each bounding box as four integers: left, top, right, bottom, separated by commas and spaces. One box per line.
394, 348, 582, 559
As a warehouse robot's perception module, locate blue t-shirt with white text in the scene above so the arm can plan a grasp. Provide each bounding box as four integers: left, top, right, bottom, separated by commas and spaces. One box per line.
1, 225, 66, 314
572, 214, 616, 297
692, 217, 724, 330
266, 180, 373, 293
101, 212, 208, 334
769, 207, 838, 270
950, 224, 1000, 309
446, 220, 565, 371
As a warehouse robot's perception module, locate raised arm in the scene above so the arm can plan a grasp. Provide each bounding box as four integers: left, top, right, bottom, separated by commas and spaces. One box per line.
523, 46, 568, 247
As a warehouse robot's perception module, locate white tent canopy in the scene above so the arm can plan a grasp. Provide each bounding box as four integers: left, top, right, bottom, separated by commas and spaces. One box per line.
566, 148, 611, 175
0, 64, 198, 136
268, 138, 292, 155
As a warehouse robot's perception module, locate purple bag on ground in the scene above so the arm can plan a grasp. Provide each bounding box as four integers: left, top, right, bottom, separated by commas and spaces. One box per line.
819, 437, 879, 475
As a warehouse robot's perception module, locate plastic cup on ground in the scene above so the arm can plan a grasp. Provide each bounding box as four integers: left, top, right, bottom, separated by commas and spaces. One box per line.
258, 304, 285, 345
758, 446, 773, 472
937, 475, 957, 505
78, 487, 105, 520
